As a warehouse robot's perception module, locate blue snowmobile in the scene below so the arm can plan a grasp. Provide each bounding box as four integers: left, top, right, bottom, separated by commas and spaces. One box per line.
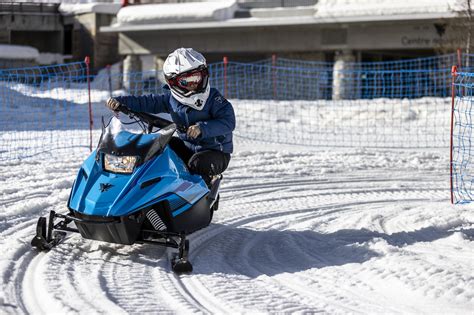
31, 105, 221, 273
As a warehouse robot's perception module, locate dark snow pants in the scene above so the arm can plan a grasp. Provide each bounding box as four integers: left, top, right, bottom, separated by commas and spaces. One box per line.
168, 137, 231, 184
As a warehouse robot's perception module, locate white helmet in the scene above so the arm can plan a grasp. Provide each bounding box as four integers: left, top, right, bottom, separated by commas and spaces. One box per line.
163, 48, 210, 110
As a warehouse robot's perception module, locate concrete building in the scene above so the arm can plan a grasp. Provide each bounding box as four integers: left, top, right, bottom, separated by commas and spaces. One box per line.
99, 0, 468, 99
0, 1, 121, 71
101, 0, 464, 70
1, 0, 466, 76
60, 2, 122, 71
0, 2, 63, 62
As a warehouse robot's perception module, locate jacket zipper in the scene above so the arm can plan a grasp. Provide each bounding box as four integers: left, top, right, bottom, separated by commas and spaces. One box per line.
183, 107, 197, 152
184, 107, 190, 129
215, 137, 223, 151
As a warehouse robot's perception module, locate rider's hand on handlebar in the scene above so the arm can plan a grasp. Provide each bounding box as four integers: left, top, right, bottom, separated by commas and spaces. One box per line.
187, 125, 201, 139
106, 98, 121, 111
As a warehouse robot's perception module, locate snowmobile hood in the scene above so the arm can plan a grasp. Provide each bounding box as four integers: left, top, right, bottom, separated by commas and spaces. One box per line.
67, 116, 208, 218
68, 147, 208, 217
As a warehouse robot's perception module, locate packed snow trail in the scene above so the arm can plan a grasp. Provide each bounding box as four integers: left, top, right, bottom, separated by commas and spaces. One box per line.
1, 141, 473, 314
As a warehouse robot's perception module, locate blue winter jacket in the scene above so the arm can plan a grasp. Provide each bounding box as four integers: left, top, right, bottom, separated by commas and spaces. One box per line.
115, 87, 236, 154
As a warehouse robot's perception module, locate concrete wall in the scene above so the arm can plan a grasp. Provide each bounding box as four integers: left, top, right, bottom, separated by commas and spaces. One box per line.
0, 3, 119, 69
72, 14, 95, 66
70, 13, 119, 72
116, 19, 457, 58
278, 52, 326, 61
95, 14, 120, 70
0, 8, 63, 53
0, 58, 37, 69
10, 31, 63, 53
0, 12, 62, 32
0, 30, 10, 44
119, 24, 323, 55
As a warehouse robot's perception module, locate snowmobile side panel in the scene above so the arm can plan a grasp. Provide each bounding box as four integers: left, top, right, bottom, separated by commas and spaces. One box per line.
169, 194, 213, 233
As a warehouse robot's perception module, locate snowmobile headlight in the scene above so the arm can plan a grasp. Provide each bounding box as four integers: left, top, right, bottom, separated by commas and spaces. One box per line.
104, 154, 137, 174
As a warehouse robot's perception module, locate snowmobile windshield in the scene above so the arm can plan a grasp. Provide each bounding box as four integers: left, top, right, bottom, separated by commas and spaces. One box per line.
97, 116, 175, 165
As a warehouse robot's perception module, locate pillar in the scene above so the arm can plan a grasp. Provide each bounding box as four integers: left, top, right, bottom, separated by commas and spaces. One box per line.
123, 54, 142, 94
332, 50, 357, 100
154, 55, 166, 84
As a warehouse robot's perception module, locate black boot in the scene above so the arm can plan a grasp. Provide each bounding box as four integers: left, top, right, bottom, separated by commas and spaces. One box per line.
202, 175, 212, 188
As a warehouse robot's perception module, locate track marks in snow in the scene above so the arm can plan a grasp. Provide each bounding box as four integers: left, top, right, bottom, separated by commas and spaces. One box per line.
1, 146, 473, 313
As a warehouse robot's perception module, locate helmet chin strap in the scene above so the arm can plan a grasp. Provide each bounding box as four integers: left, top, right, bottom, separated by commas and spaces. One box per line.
170, 83, 210, 111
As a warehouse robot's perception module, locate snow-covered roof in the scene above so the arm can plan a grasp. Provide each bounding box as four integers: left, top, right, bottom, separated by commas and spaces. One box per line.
0, 44, 39, 61
314, 0, 463, 18
116, 0, 237, 25
101, 11, 459, 33
102, 0, 462, 33
59, 3, 121, 15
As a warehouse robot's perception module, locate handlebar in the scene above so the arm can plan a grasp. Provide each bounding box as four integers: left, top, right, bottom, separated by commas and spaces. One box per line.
117, 105, 174, 131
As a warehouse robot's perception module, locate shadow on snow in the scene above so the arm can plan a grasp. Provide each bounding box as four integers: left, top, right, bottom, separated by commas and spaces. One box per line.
47, 223, 471, 277
190, 223, 472, 277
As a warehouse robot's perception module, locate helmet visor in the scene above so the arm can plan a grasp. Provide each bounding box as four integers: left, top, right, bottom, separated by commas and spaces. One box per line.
166, 66, 209, 97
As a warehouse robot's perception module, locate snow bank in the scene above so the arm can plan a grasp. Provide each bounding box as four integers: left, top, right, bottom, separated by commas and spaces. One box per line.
315, 0, 463, 18
0, 44, 39, 61
234, 98, 450, 148
117, 0, 237, 25
37, 53, 65, 65
59, 3, 121, 15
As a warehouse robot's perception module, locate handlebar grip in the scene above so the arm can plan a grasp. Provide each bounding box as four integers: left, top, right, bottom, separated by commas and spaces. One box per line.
117, 104, 131, 114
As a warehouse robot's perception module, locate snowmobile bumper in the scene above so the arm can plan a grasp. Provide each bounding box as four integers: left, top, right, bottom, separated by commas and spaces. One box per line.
71, 211, 144, 245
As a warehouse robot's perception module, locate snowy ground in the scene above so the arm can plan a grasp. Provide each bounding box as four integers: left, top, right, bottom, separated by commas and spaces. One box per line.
235, 98, 450, 148
1, 138, 473, 314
